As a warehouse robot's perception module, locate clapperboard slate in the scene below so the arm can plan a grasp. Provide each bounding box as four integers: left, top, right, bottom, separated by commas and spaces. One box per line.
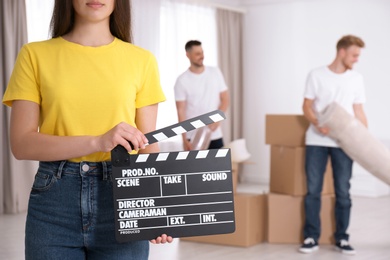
111, 110, 235, 242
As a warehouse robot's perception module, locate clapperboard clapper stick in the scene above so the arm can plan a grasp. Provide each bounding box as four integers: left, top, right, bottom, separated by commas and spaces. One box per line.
111, 110, 236, 242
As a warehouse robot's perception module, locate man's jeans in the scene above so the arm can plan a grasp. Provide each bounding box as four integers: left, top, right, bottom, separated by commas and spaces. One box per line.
304, 145, 353, 242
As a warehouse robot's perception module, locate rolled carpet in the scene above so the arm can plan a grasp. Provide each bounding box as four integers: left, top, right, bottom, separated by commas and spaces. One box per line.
318, 102, 390, 185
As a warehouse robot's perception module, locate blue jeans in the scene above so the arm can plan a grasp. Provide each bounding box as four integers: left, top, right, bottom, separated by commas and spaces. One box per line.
208, 138, 224, 149
25, 161, 149, 260
303, 145, 353, 243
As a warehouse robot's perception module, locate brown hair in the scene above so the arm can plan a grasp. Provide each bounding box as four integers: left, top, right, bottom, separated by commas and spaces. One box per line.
185, 40, 202, 52
50, 0, 132, 43
336, 35, 365, 51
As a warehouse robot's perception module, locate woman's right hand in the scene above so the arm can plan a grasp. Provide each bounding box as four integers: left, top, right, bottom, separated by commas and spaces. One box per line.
9, 101, 151, 161
95, 122, 149, 153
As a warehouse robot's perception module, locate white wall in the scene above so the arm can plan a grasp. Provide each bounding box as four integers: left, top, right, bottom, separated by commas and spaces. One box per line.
238, 0, 390, 184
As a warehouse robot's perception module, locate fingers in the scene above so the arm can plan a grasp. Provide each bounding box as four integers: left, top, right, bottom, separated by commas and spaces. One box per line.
117, 122, 149, 151
121, 129, 147, 151
149, 234, 173, 244
98, 122, 149, 153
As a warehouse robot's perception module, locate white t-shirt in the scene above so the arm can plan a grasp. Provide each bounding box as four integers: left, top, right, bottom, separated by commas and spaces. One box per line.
174, 66, 228, 140
304, 66, 366, 147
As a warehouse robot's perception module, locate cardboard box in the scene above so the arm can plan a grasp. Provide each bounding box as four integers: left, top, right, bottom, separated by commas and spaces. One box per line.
270, 146, 334, 196
232, 163, 238, 194
181, 193, 266, 247
265, 115, 309, 147
267, 193, 335, 244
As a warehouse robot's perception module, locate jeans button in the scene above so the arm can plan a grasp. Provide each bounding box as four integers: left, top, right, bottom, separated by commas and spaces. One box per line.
82, 164, 90, 172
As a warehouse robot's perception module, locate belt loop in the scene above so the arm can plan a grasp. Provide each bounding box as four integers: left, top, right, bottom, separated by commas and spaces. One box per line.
56, 161, 67, 179
102, 161, 108, 181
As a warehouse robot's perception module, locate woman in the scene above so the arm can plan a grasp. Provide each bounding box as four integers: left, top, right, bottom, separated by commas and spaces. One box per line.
2, 0, 172, 259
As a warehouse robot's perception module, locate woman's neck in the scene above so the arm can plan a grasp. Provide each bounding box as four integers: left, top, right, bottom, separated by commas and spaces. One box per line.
63, 22, 114, 47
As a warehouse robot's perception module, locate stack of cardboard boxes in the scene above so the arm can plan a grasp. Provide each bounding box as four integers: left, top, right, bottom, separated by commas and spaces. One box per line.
265, 115, 336, 244
182, 115, 336, 247
181, 163, 266, 247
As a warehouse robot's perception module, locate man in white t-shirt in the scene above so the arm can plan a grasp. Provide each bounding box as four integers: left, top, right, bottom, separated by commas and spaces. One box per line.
299, 35, 368, 255
174, 40, 229, 150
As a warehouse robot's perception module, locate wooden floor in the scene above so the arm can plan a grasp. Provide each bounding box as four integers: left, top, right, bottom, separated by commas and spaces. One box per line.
1, 194, 390, 260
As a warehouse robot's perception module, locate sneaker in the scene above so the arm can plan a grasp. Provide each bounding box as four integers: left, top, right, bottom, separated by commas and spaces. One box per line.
299, 237, 319, 253
335, 240, 356, 255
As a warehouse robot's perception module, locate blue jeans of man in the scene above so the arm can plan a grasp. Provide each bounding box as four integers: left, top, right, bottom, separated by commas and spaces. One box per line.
303, 145, 353, 243
208, 138, 224, 149
25, 161, 149, 260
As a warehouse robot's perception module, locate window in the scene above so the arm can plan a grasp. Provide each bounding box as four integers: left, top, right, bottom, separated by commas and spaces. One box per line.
25, 0, 54, 42
158, 0, 218, 128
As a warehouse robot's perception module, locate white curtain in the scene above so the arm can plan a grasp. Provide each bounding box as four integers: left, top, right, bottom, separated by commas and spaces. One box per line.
158, 0, 218, 129
25, 0, 54, 42
131, 0, 161, 58
131, 0, 218, 133
217, 9, 243, 142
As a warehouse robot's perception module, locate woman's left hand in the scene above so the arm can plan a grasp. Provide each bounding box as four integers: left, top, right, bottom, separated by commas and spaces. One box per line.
149, 234, 173, 244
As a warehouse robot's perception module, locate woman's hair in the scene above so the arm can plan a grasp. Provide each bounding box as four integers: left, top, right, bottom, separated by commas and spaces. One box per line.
336, 35, 365, 51
50, 0, 132, 43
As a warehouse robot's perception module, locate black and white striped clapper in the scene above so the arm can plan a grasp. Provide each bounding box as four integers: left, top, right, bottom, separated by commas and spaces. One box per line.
111, 110, 235, 242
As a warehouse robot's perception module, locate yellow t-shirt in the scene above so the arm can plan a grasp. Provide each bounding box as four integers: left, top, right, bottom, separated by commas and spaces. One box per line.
3, 37, 166, 162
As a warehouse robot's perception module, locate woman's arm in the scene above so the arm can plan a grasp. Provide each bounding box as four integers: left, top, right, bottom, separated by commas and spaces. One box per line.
10, 100, 148, 161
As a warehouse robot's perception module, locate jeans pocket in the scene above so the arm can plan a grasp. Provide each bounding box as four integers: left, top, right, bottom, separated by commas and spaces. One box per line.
32, 171, 57, 192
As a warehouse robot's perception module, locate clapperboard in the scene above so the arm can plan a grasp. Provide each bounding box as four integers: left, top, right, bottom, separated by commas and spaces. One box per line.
111, 110, 235, 242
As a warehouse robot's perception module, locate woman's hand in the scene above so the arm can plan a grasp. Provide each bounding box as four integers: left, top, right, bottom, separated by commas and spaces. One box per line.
149, 234, 173, 244
95, 122, 149, 153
